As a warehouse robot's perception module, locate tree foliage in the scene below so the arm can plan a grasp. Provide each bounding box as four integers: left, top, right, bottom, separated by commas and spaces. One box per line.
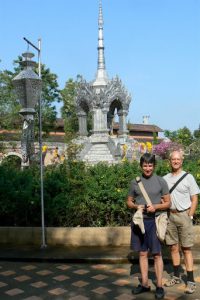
0, 158, 200, 226
193, 125, 200, 139
0, 69, 21, 129
61, 78, 79, 141
164, 126, 194, 147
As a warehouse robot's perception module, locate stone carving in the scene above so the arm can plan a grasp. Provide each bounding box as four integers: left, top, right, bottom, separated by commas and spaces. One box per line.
21, 116, 35, 164
75, 76, 131, 113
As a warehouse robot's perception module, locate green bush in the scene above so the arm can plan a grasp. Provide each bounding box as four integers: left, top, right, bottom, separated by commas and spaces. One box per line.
0, 157, 200, 226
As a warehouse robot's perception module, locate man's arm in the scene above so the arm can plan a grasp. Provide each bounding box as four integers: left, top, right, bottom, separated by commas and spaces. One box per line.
126, 196, 144, 210
147, 194, 171, 213
188, 194, 198, 217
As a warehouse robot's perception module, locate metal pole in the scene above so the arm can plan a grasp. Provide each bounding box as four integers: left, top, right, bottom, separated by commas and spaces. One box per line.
23, 37, 47, 248
38, 38, 47, 248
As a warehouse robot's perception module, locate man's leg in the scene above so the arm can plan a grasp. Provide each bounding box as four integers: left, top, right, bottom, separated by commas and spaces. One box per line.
154, 253, 165, 299
182, 247, 193, 272
182, 247, 196, 294
170, 243, 181, 266
139, 251, 149, 287
170, 243, 181, 277
164, 243, 182, 287
154, 253, 163, 287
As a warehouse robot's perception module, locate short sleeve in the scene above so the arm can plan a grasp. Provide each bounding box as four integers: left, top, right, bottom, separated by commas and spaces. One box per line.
128, 180, 135, 197
157, 176, 169, 196
187, 174, 200, 196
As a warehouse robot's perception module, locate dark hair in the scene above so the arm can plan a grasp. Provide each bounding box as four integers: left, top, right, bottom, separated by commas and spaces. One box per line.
140, 153, 156, 167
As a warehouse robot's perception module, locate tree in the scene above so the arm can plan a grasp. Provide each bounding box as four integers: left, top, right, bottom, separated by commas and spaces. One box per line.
36, 63, 61, 135
164, 127, 194, 147
61, 78, 79, 142
176, 127, 194, 146
193, 125, 200, 139
164, 130, 177, 142
0, 69, 21, 129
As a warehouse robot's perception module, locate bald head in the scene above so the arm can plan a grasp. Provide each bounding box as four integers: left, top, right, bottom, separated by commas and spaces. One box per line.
169, 150, 184, 173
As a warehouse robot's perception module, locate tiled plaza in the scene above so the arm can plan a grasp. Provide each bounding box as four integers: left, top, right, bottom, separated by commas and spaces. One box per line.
0, 261, 199, 300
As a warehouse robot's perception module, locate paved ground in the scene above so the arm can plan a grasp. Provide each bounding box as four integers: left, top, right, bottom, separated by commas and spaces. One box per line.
0, 245, 200, 299
0, 261, 200, 299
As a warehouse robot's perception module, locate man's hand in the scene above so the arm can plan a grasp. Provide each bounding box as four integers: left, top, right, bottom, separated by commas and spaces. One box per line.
146, 204, 156, 213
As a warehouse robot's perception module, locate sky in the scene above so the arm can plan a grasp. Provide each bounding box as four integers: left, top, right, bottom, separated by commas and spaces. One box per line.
0, 0, 200, 132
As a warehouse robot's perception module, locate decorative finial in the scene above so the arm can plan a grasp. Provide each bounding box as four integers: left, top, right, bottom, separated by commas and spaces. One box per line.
93, 0, 109, 87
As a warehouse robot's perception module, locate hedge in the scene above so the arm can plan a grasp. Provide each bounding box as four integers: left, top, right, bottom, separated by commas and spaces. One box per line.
0, 157, 200, 226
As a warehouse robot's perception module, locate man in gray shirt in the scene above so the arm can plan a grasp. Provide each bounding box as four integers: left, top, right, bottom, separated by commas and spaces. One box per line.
164, 150, 200, 294
127, 153, 170, 299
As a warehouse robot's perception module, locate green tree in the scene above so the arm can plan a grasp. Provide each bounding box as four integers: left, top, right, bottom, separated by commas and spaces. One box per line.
61, 78, 79, 141
193, 125, 200, 139
176, 127, 194, 146
164, 130, 178, 141
164, 127, 194, 147
0, 69, 21, 129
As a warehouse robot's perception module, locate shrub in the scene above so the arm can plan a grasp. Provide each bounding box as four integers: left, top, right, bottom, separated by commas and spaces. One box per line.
0, 157, 200, 226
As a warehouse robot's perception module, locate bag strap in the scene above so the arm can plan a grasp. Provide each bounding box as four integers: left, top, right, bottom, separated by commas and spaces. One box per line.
136, 176, 152, 206
169, 172, 188, 194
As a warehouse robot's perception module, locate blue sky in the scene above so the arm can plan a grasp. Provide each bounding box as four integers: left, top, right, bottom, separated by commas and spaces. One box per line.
1, 0, 200, 132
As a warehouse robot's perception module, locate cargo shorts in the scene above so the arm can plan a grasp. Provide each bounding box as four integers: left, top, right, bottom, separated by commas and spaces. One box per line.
165, 210, 194, 247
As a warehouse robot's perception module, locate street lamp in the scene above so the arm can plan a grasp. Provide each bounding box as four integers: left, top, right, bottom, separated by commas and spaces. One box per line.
12, 51, 42, 166
12, 38, 46, 248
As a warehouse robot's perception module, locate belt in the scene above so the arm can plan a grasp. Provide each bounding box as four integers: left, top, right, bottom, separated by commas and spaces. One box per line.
170, 208, 189, 214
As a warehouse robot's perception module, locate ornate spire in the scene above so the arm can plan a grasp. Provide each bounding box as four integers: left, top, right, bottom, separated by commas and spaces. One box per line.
92, 0, 109, 87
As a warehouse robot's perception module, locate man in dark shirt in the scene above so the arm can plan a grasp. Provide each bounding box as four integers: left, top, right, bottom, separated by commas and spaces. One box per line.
127, 153, 170, 299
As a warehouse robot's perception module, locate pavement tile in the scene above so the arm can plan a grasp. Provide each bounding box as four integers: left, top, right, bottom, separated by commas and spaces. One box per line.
92, 274, 108, 280
72, 280, 90, 287
5, 288, 24, 296
21, 265, 37, 271
14, 275, 31, 282
0, 281, 7, 287
56, 264, 71, 270
91, 264, 111, 270
53, 274, 69, 281
30, 281, 48, 288
92, 286, 111, 294
112, 278, 131, 286
48, 287, 67, 295
110, 267, 129, 274
36, 269, 53, 276
0, 270, 16, 276
73, 269, 89, 275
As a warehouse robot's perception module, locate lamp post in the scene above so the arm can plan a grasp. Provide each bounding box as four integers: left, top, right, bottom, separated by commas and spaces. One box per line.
12, 38, 47, 248
12, 51, 42, 166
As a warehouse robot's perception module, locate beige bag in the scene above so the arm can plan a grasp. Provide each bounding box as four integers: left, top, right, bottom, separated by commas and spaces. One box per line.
155, 212, 168, 242
136, 176, 168, 242
132, 207, 145, 234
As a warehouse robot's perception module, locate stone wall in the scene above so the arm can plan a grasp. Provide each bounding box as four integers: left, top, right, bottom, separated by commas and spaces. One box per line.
1, 226, 200, 246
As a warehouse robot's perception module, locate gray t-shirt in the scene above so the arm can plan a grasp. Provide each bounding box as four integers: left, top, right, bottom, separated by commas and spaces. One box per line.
164, 171, 200, 210
128, 174, 169, 217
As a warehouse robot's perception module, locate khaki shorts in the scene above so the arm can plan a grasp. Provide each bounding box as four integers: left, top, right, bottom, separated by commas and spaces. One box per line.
165, 210, 194, 247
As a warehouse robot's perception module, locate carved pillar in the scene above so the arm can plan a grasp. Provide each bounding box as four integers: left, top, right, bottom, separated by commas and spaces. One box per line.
91, 108, 109, 134
77, 111, 88, 136
107, 111, 114, 134
118, 109, 129, 136
21, 114, 35, 166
